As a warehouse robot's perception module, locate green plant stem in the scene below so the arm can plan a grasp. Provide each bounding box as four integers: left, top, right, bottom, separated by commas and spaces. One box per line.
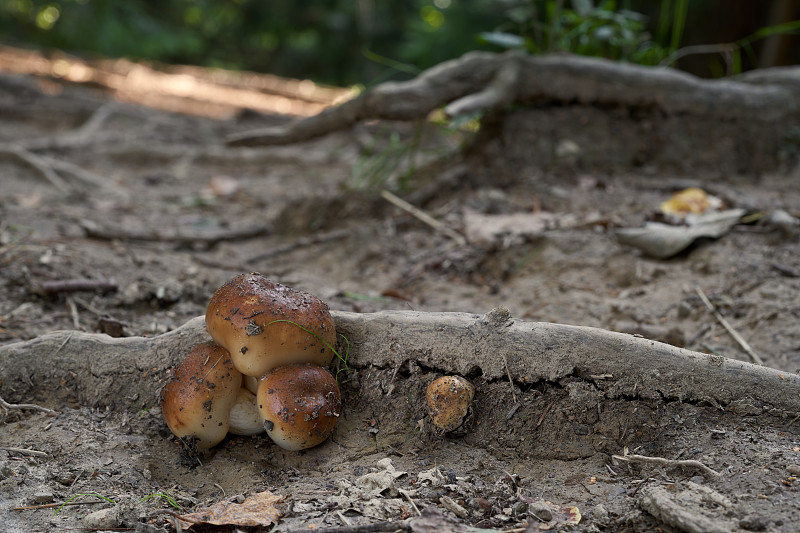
53, 493, 116, 516
139, 493, 183, 510
264, 319, 349, 370
670, 0, 688, 51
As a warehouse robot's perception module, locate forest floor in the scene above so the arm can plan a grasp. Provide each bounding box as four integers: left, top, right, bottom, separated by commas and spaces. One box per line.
1, 50, 800, 532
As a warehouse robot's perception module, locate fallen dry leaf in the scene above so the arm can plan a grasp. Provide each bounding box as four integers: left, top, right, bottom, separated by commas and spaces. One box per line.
615, 208, 745, 259
176, 489, 282, 530
463, 208, 570, 247
545, 503, 581, 529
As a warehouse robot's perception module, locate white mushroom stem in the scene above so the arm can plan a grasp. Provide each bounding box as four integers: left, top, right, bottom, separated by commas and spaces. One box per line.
228, 388, 265, 436
244, 375, 260, 395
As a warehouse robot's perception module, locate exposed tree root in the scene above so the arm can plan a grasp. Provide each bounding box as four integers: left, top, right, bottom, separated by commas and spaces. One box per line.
1, 308, 798, 417
226, 51, 800, 147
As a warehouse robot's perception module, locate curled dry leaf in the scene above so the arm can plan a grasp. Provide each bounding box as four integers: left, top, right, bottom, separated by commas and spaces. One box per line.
542, 503, 581, 529
176, 489, 282, 530
615, 208, 746, 259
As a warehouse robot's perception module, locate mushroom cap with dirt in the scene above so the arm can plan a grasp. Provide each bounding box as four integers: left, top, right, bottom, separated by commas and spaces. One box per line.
161, 342, 244, 449
205, 273, 337, 377
426, 375, 476, 432
257, 363, 341, 451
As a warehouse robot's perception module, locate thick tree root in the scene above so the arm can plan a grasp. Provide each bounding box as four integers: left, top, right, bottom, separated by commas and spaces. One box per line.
226, 51, 800, 147
1, 308, 798, 417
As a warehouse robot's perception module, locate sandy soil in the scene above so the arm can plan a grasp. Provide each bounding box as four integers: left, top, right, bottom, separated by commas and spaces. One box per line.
1, 56, 800, 533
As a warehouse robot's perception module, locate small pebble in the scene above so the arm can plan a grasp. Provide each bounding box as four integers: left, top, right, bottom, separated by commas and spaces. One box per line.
787, 465, 800, 475
528, 501, 553, 522
739, 515, 770, 532
476, 497, 492, 512
511, 501, 528, 516
32, 491, 54, 504
54, 473, 76, 485
83, 507, 119, 529
591, 503, 609, 522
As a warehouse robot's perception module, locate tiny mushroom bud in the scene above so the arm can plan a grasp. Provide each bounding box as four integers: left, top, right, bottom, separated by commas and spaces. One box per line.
257, 363, 341, 451
206, 273, 336, 377
161, 342, 242, 449
426, 376, 476, 432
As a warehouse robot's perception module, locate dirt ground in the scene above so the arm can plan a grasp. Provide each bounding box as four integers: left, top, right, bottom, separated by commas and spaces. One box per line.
1, 53, 800, 533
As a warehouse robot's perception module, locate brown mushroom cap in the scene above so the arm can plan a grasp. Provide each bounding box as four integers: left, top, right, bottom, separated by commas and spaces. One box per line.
161, 342, 242, 449
257, 363, 341, 451
426, 376, 475, 432
206, 273, 336, 377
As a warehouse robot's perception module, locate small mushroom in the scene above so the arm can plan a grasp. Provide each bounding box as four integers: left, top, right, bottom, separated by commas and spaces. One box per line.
257, 363, 341, 451
206, 273, 336, 377
161, 342, 242, 449
426, 376, 475, 432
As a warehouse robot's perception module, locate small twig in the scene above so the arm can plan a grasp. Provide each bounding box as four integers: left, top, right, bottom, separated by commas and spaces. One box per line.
535, 402, 554, 429
399, 488, 421, 516
629, 476, 654, 497
80, 219, 272, 246
64, 102, 117, 144
0, 144, 70, 193
37, 278, 118, 297
285, 520, 408, 533
770, 262, 800, 278
695, 287, 763, 365
380, 190, 467, 246
40, 154, 127, 196
245, 228, 351, 264
20, 102, 118, 151
505, 402, 521, 421
660, 43, 737, 73
0, 396, 57, 419
337, 510, 353, 526
612, 453, 721, 478
500, 353, 518, 405
12, 499, 106, 511
0, 446, 48, 457
70, 470, 83, 489
66, 297, 82, 331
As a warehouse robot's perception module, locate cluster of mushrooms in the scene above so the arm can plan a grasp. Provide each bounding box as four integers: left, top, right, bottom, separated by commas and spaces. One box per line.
161, 273, 341, 451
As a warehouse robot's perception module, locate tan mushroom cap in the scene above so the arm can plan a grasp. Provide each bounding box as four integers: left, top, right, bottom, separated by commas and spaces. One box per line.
257, 363, 341, 451
426, 375, 475, 432
161, 342, 242, 449
206, 273, 336, 377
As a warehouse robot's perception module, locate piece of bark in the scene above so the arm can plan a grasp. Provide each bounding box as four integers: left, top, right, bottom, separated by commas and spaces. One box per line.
1, 308, 798, 417
639, 483, 735, 533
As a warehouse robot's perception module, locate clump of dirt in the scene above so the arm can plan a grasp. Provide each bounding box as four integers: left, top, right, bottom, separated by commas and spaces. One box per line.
1, 58, 800, 532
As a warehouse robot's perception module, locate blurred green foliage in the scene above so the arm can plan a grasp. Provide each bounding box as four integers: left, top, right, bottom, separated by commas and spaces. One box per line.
479, 0, 681, 65
0, 0, 508, 86
0, 1, 797, 85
